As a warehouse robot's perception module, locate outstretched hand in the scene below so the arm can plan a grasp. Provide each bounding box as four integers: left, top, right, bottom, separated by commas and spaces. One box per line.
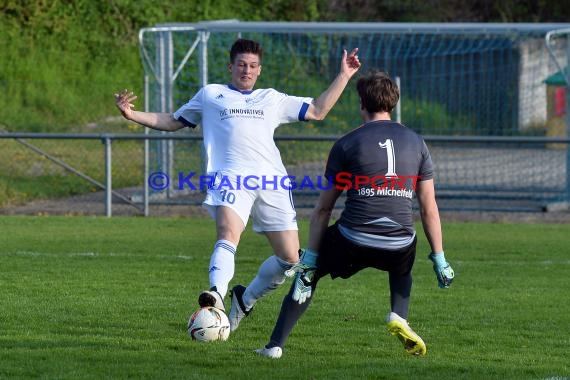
341, 48, 361, 78
114, 89, 137, 120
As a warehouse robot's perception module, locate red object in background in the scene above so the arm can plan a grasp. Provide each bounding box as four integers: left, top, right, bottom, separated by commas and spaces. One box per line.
555, 87, 566, 116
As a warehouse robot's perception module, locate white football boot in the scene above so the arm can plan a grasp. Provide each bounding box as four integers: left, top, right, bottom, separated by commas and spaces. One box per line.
198, 288, 225, 312
255, 346, 283, 359
228, 284, 252, 332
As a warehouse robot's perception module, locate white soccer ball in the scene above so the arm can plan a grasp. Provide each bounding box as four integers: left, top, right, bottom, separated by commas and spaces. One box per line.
187, 307, 230, 342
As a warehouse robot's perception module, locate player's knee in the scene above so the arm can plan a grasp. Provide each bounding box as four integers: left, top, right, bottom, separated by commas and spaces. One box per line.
274, 253, 299, 266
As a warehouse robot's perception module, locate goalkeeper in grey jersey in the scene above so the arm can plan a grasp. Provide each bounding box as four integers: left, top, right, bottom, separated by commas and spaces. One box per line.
256, 70, 454, 359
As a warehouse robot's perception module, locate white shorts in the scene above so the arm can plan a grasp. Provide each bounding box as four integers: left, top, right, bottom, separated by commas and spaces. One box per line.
202, 171, 298, 233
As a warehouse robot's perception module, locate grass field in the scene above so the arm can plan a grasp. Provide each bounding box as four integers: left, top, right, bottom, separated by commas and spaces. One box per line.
0, 216, 568, 380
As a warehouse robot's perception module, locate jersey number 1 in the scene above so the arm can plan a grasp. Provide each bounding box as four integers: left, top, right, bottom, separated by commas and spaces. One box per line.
378, 139, 397, 177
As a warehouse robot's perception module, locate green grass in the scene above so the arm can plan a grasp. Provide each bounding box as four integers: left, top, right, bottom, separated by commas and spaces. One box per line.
0, 216, 568, 379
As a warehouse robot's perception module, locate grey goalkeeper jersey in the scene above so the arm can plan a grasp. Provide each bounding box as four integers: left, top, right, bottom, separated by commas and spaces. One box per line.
325, 120, 433, 249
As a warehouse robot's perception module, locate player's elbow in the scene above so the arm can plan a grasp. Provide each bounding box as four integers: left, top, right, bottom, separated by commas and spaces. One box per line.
310, 112, 327, 121
419, 200, 440, 223
313, 203, 334, 221
166, 123, 185, 132
163, 117, 186, 132
305, 104, 329, 121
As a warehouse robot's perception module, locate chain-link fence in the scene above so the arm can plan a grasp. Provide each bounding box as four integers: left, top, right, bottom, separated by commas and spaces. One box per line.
138, 21, 570, 214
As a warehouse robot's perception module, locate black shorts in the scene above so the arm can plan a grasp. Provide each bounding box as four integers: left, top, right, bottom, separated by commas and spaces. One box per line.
315, 223, 417, 280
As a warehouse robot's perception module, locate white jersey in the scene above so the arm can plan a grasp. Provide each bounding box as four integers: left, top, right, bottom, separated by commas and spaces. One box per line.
173, 84, 313, 176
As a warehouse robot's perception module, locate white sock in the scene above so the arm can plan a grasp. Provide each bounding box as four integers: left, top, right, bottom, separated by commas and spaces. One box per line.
387, 311, 408, 325
208, 240, 236, 298
242, 255, 293, 310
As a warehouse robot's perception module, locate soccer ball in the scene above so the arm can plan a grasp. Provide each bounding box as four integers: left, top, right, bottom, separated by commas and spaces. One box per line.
187, 307, 230, 342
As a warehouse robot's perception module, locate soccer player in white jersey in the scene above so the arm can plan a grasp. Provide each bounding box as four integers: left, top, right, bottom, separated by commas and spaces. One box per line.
256, 70, 454, 359
115, 39, 361, 332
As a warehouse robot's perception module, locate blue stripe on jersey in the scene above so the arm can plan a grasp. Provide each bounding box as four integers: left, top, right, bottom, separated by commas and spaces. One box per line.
338, 223, 416, 251
288, 188, 295, 210
177, 116, 197, 128
227, 84, 254, 95
298, 102, 310, 121
214, 241, 237, 255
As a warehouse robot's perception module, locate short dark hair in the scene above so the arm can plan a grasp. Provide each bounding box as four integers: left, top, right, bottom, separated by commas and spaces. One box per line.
356, 70, 399, 113
229, 39, 263, 64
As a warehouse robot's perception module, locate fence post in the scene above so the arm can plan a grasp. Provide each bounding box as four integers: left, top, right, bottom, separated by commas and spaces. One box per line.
199, 30, 209, 189
144, 136, 150, 217
395, 76, 401, 124
566, 37, 570, 203
104, 137, 113, 217
144, 74, 150, 217
545, 28, 570, 205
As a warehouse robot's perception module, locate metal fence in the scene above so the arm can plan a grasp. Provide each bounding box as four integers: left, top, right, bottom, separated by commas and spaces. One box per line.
0, 133, 568, 217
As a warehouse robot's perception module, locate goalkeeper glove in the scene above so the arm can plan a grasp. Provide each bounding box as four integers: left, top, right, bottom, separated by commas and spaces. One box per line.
428, 252, 454, 289
285, 248, 318, 304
